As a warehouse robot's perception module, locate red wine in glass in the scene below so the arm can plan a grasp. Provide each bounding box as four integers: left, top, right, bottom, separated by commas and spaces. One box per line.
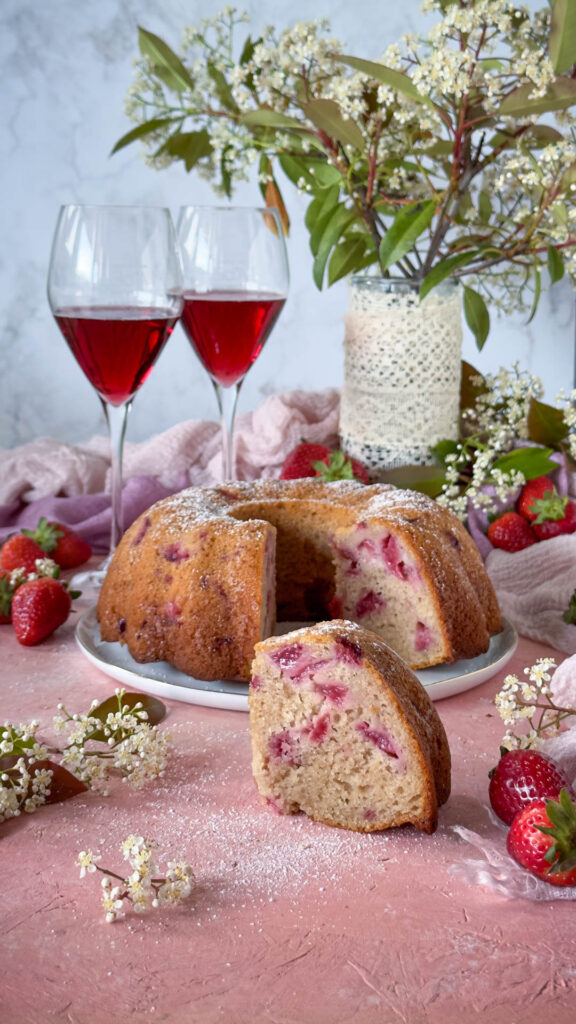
177, 206, 289, 480
180, 291, 286, 387
54, 306, 179, 405
47, 204, 183, 587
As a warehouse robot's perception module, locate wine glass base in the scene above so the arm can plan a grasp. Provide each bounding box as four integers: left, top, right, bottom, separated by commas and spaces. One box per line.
70, 553, 113, 596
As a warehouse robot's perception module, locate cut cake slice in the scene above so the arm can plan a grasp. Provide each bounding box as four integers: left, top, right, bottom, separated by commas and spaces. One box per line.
249, 620, 451, 834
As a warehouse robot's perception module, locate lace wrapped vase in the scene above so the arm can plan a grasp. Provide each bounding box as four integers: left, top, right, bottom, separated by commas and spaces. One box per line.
339, 276, 462, 476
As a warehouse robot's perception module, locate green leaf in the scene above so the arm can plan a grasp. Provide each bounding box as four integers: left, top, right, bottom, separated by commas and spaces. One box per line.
337, 55, 436, 110
549, 0, 576, 73
527, 395, 568, 447
478, 191, 492, 224
431, 439, 460, 467
308, 186, 341, 253
498, 77, 576, 117
311, 163, 342, 188
110, 117, 178, 155
243, 109, 309, 132
563, 589, 576, 625
302, 99, 365, 150
419, 250, 477, 300
526, 264, 542, 324
327, 236, 368, 286
463, 286, 490, 350
138, 27, 195, 93
379, 200, 436, 271
547, 244, 565, 285
312, 205, 357, 288
158, 129, 213, 171
378, 464, 447, 498
492, 446, 558, 480
207, 61, 239, 112
561, 160, 576, 191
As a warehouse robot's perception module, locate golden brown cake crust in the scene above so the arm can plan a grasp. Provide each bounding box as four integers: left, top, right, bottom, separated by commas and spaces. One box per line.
250, 620, 451, 834
97, 479, 501, 681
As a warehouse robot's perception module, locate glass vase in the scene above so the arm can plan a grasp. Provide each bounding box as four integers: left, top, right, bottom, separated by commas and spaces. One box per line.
339, 275, 462, 477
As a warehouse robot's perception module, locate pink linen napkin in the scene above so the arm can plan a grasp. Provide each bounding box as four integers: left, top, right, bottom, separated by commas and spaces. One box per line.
485, 535, 576, 655
0, 388, 340, 551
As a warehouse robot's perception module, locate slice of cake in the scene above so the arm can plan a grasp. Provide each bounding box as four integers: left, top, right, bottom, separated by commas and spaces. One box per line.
249, 620, 451, 834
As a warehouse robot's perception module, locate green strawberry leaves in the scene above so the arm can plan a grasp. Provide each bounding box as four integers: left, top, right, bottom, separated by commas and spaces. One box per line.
539, 790, 576, 874
313, 451, 355, 481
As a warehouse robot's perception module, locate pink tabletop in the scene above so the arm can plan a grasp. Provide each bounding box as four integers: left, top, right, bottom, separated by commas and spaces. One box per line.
2, 594, 576, 1024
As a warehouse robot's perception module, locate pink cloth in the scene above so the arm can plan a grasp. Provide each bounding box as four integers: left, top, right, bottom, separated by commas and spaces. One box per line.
0, 388, 340, 551
485, 535, 576, 656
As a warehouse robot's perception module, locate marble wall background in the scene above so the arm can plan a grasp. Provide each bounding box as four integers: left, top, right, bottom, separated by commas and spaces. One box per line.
2, 0, 574, 451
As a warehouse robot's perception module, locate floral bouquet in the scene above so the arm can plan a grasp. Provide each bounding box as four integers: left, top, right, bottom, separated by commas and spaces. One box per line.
115, 1, 576, 347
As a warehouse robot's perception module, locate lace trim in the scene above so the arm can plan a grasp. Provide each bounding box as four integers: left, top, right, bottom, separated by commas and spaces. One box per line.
339, 282, 462, 473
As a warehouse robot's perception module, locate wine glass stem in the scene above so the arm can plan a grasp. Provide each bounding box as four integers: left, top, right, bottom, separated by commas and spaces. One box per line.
213, 380, 242, 481
101, 398, 132, 557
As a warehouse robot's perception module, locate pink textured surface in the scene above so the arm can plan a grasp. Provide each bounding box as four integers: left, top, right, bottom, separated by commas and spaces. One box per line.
2, 604, 576, 1024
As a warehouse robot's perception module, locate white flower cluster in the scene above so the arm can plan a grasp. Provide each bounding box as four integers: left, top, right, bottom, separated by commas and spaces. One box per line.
56, 690, 171, 792
0, 722, 51, 822
120, 1, 576, 306
77, 836, 196, 923
494, 657, 576, 749
0, 691, 171, 822
438, 364, 543, 518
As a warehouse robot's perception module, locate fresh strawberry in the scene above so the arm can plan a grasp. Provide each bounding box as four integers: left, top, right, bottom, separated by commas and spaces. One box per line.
533, 500, 576, 540
0, 534, 47, 574
486, 511, 538, 552
489, 748, 575, 825
517, 475, 556, 522
280, 442, 370, 483
0, 570, 18, 624
23, 517, 92, 569
507, 791, 576, 887
11, 577, 72, 646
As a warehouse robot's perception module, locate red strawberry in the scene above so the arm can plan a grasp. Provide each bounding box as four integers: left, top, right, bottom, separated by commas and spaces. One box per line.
517, 475, 556, 522
23, 517, 92, 569
280, 442, 370, 483
486, 511, 538, 552
489, 748, 575, 825
11, 577, 72, 646
0, 534, 46, 574
533, 500, 576, 541
507, 792, 576, 887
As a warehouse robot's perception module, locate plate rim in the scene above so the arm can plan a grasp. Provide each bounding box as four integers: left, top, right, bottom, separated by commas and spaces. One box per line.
75, 607, 518, 710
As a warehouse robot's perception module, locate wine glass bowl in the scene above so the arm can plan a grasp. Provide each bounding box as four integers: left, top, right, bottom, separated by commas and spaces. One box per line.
47, 204, 183, 586
177, 206, 289, 479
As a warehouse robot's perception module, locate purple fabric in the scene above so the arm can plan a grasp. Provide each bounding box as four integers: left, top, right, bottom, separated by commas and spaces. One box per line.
0, 474, 188, 554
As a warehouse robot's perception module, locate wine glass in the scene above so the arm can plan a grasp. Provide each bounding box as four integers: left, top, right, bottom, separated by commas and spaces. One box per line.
177, 206, 289, 480
47, 204, 183, 586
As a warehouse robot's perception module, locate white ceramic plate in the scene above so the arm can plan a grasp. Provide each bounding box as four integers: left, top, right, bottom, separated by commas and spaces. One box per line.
76, 607, 518, 711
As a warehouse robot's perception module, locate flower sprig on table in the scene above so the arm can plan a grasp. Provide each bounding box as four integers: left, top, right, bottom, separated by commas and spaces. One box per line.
0, 690, 170, 823
114, 1, 576, 346
495, 657, 576, 750
77, 836, 195, 923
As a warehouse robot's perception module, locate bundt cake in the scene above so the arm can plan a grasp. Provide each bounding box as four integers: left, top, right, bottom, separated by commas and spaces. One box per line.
249, 620, 451, 833
97, 478, 502, 681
